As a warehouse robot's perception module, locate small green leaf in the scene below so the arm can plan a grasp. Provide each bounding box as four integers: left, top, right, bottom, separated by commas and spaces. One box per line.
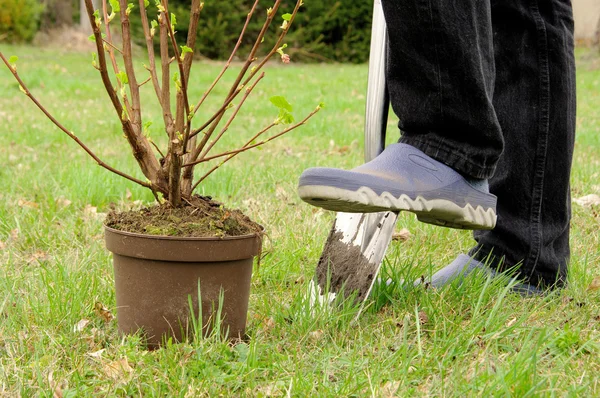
143, 121, 152, 135
126, 3, 135, 16
282, 13, 292, 21
88, 34, 96, 42
93, 9, 100, 19
270, 95, 293, 112
150, 19, 158, 36
116, 71, 129, 84
318, 102, 325, 109
171, 12, 177, 30
180, 45, 193, 60
8, 55, 18, 64
278, 109, 295, 124
173, 72, 181, 91
109, 0, 120, 12
144, 0, 149, 7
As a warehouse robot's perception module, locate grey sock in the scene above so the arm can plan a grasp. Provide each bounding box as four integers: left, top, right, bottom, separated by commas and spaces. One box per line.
416, 253, 544, 296
416, 254, 489, 288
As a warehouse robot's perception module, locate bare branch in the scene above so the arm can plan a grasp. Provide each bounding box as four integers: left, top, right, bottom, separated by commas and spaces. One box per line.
161, 2, 191, 151
85, 0, 166, 193
180, 0, 204, 196
159, 10, 174, 138
119, 0, 142, 130
138, 0, 162, 101
139, 76, 152, 87
199, 72, 265, 159
183, 0, 203, 81
190, 0, 259, 116
188, 0, 303, 143
0, 52, 152, 190
188, 0, 282, 154
188, 105, 322, 192
102, 38, 123, 54
100, 0, 131, 115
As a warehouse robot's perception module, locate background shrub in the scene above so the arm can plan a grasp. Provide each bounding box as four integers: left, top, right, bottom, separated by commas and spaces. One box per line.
129, 0, 373, 64
0, 0, 45, 42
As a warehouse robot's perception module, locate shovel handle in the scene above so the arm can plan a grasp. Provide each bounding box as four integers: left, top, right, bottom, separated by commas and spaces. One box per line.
364, 0, 389, 163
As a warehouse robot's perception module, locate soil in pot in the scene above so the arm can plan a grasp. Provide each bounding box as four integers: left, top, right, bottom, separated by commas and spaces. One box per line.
105, 195, 262, 237
104, 195, 263, 348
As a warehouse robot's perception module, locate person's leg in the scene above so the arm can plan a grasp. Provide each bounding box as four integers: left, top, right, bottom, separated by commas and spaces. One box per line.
298, 0, 501, 230
470, 0, 576, 289
381, 0, 502, 179
430, 0, 576, 290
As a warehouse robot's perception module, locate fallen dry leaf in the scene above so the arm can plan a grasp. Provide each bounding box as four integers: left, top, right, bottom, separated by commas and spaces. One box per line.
506, 317, 517, 327
126, 189, 132, 200
87, 348, 106, 358
10, 229, 19, 241
309, 330, 324, 341
17, 199, 39, 209
48, 371, 67, 398
55, 197, 72, 208
418, 311, 429, 325
94, 302, 114, 323
73, 319, 91, 333
381, 380, 401, 398
0, 240, 6, 250
103, 358, 133, 380
392, 228, 411, 242
84, 204, 97, 214
275, 186, 288, 201
573, 194, 600, 207
588, 277, 600, 292
27, 250, 50, 264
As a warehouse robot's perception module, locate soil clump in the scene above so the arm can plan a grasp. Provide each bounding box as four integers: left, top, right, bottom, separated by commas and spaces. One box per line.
105, 195, 262, 238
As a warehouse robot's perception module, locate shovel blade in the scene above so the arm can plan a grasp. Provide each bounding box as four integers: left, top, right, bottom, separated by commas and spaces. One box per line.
310, 211, 398, 306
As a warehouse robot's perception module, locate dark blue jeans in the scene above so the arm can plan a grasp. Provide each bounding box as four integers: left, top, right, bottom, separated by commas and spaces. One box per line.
381, 0, 576, 288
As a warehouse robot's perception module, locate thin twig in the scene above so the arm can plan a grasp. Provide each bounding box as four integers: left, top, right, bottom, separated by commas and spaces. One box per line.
0, 52, 152, 189
102, 38, 123, 54
188, 105, 321, 192
138, 0, 162, 101
101, 0, 131, 115
150, 140, 165, 158
188, 0, 303, 144
161, 2, 191, 151
138, 76, 151, 87
85, 0, 165, 193
180, 0, 206, 196
119, 0, 142, 130
159, 10, 174, 139
190, 0, 259, 116
199, 72, 265, 159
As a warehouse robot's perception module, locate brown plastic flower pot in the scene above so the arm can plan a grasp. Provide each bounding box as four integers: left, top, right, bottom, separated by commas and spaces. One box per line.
104, 226, 262, 348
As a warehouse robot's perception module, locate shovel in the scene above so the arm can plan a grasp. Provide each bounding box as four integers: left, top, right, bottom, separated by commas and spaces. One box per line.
309, 0, 398, 311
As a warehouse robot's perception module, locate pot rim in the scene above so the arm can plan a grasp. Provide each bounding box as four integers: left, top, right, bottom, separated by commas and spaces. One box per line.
104, 225, 264, 242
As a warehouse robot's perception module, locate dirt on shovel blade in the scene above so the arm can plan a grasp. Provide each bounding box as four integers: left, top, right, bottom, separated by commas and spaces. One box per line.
316, 231, 379, 302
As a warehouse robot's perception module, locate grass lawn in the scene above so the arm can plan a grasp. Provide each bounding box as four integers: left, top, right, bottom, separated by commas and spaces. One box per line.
0, 43, 599, 396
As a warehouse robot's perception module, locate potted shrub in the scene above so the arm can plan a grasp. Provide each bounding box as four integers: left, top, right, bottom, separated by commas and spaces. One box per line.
0, 0, 320, 348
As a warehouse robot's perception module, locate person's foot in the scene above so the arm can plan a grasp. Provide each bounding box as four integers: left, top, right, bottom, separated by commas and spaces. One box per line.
298, 143, 497, 230
416, 253, 544, 296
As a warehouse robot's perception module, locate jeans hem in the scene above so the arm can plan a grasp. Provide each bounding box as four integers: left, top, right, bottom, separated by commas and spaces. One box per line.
469, 243, 566, 289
